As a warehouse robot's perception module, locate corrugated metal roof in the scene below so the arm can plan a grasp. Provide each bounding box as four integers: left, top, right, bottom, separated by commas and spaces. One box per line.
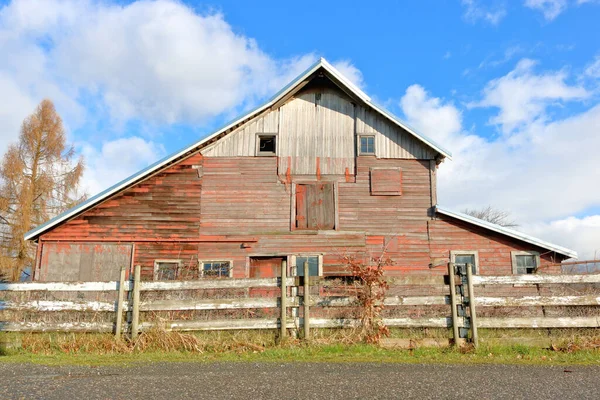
436, 206, 577, 259
25, 57, 452, 241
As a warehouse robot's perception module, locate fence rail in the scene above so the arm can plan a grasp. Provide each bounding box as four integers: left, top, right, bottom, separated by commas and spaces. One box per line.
1, 265, 599, 345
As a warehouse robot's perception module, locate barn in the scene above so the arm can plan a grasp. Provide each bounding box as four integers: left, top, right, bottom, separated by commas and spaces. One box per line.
25, 58, 576, 282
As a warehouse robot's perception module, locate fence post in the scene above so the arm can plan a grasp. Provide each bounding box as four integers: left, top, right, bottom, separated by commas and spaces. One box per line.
447, 262, 460, 345
115, 266, 127, 339
131, 264, 141, 340
304, 260, 310, 340
280, 259, 287, 341
466, 263, 479, 348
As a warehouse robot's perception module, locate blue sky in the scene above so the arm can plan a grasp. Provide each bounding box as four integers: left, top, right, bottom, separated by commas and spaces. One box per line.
0, 0, 599, 258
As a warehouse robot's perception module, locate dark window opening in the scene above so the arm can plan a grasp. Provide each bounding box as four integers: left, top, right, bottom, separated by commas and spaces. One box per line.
360, 136, 375, 155
258, 135, 276, 155
295, 183, 335, 230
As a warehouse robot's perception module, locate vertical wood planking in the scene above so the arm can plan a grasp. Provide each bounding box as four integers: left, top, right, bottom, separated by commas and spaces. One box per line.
280, 259, 287, 340
115, 266, 127, 339
466, 263, 479, 347
131, 265, 141, 340
304, 260, 310, 340
447, 263, 460, 345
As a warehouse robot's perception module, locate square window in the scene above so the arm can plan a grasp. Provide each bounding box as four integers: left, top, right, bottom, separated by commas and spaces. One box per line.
511, 251, 539, 274
154, 260, 181, 281
257, 135, 276, 155
201, 261, 232, 278
359, 136, 375, 155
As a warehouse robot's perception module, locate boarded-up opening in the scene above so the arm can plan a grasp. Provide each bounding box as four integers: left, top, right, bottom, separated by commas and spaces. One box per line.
40, 243, 133, 282
295, 183, 335, 230
370, 167, 402, 196
249, 256, 283, 297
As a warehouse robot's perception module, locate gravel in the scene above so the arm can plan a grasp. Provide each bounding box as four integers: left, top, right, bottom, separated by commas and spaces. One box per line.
0, 362, 598, 399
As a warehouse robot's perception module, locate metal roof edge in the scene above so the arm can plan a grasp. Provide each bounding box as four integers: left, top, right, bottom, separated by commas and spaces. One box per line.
435, 206, 578, 259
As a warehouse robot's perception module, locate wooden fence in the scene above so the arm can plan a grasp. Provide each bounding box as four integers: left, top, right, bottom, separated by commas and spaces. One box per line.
1, 263, 599, 346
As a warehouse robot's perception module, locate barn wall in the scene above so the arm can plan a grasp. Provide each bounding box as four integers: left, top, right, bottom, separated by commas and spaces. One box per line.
41, 153, 203, 241
201, 85, 436, 176
199, 157, 290, 234
355, 106, 436, 160
338, 157, 433, 234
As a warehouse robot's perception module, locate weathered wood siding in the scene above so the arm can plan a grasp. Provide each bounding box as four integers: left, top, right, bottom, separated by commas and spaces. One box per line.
38, 243, 132, 281
356, 106, 436, 159
277, 88, 356, 175
199, 157, 290, 234
42, 153, 203, 241
338, 158, 432, 234
201, 86, 436, 176
201, 110, 279, 157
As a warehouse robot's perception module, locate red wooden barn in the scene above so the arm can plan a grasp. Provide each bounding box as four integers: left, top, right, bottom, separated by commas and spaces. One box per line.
25, 58, 576, 282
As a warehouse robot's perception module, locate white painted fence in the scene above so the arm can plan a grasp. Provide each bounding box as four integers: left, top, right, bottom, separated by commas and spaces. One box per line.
0, 270, 599, 335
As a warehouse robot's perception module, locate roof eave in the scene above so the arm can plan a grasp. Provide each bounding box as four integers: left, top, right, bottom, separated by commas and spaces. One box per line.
435, 206, 577, 260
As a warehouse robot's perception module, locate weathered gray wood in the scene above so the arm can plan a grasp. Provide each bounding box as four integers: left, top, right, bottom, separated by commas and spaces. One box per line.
447, 263, 460, 344
0, 300, 118, 312
131, 265, 141, 340
466, 263, 478, 348
472, 274, 600, 285
140, 298, 280, 311
139, 278, 294, 291
0, 321, 114, 333
0, 281, 128, 292
477, 317, 600, 328
115, 266, 127, 339
476, 295, 600, 307
280, 259, 287, 340
304, 260, 310, 340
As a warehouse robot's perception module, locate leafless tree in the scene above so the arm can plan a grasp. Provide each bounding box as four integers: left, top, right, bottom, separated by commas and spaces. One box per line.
0, 99, 86, 281
462, 205, 518, 228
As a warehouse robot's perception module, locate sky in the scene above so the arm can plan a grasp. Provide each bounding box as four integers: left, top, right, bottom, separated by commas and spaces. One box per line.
0, 0, 599, 259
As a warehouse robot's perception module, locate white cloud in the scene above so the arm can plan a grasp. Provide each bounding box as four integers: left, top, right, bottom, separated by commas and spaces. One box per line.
80, 137, 166, 195
524, 0, 568, 20
584, 55, 600, 78
399, 63, 600, 260
525, 216, 600, 260
332, 60, 365, 89
461, 0, 507, 25
472, 59, 588, 133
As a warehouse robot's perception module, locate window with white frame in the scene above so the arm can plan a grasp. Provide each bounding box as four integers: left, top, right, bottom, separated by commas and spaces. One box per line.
154, 259, 182, 281
511, 251, 540, 274
200, 261, 233, 278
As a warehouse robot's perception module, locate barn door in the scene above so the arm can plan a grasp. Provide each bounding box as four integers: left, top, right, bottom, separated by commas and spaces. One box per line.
295, 183, 335, 230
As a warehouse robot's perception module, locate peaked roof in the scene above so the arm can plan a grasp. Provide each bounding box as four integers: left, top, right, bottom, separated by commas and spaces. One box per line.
25, 57, 452, 241
436, 206, 577, 259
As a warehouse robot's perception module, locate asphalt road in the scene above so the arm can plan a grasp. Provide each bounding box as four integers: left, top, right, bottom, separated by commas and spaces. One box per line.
0, 362, 598, 399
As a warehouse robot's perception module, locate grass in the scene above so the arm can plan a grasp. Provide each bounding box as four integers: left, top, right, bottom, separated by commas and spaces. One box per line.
1, 329, 600, 367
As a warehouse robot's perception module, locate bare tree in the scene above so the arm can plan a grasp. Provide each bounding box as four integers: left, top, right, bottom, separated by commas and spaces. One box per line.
0, 99, 86, 281
462, 205, 518, 228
